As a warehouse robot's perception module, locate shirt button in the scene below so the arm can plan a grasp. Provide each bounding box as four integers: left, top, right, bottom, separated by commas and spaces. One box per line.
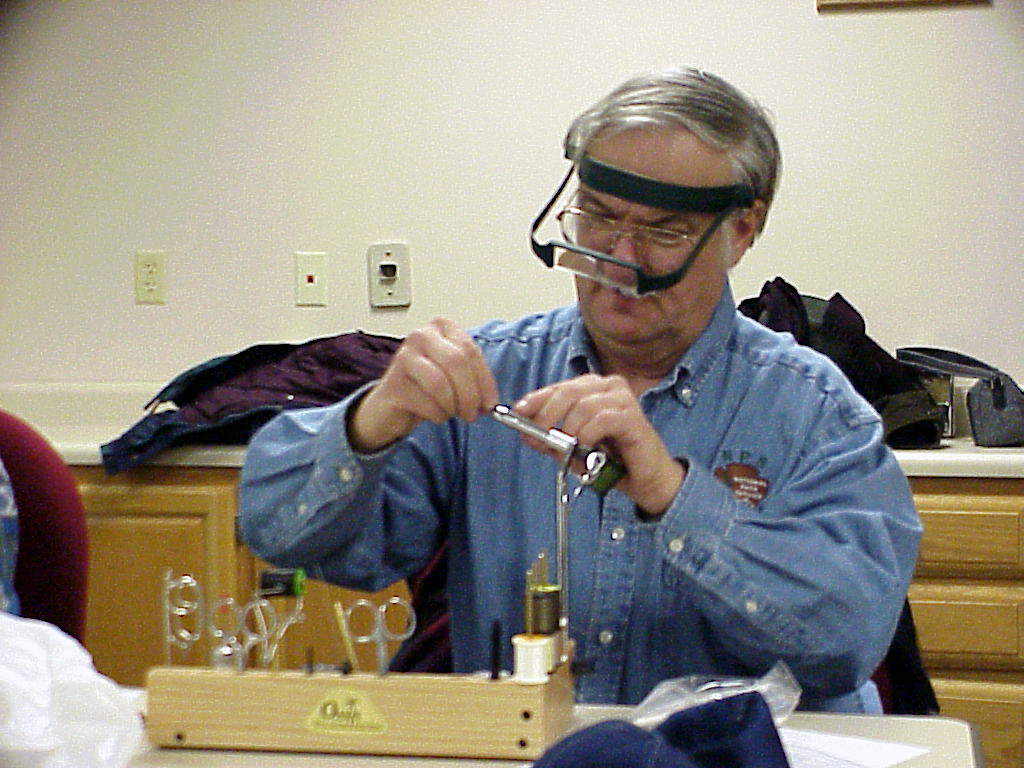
297, 503, 308, 516
598, 630, 614, 645
338, 466, 354, 483
668, 537, 684, 553
745, 600, 759, 614
610, 527, 625, 541
679, 387, 694, 407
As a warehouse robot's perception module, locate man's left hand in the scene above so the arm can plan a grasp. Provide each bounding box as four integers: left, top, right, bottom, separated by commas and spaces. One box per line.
513, 374, 685, 517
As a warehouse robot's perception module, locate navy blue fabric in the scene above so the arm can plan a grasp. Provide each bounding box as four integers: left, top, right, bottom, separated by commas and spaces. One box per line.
101, 407, 285, 474
101, 331, 400, 474
535, 720, 687, 768
533, 692, 789, 768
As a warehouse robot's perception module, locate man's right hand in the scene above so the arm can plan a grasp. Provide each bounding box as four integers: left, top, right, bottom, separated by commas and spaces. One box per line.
347, 317, 500, 453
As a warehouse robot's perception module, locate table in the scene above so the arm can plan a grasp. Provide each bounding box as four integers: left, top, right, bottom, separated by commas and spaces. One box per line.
129, 709, 983, 767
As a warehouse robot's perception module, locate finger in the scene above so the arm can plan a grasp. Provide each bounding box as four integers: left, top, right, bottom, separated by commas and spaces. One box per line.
403, 318, 497, 422
428, 318, 499, 420
514, 380, 577, 430
563, 380, 636, 449
374, 344, 451, 425
519, 374, 609, 434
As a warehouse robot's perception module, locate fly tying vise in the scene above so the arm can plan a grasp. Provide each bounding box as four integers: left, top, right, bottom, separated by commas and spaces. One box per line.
491, 404, 624, 493
147, 413, 585, 759
492, 404, 625, 677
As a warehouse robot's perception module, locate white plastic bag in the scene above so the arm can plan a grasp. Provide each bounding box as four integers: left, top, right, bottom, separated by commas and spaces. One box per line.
0, 612, 143, 768
630, 660, 802, 729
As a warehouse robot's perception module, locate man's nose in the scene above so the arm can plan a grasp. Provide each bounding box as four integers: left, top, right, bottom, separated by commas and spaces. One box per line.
608, 227, 643, 263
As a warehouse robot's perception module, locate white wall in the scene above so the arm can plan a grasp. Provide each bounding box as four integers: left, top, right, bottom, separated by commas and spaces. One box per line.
2, 1, 1022, 408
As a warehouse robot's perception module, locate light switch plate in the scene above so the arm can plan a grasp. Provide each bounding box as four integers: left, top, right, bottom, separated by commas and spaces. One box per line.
295, 252, 327, 307
367, 242, 411, 308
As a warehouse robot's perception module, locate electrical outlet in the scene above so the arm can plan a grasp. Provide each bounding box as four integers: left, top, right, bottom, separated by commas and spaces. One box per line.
367, 242, 411, 308
295, 251, 327, 307
134, 250, 167, 304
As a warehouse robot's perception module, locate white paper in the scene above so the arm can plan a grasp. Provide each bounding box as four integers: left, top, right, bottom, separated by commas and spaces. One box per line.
781, 727, 929, 768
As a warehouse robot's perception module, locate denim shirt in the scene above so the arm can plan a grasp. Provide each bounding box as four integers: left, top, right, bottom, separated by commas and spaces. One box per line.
0, 457, 19, 615
238, 285, 921, 711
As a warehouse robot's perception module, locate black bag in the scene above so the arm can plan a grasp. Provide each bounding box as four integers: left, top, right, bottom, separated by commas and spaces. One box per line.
896, 347, 1024, 448
739, 278, 945, 449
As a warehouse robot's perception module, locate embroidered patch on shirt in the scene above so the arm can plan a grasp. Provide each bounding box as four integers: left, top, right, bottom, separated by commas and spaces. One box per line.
714, 462, 769, 507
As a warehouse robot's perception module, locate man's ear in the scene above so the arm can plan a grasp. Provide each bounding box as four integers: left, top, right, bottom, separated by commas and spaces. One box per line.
726, 200, 767, 267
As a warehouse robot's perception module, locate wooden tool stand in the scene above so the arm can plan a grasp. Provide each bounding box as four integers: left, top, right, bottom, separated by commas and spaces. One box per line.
146, 660, 575, 760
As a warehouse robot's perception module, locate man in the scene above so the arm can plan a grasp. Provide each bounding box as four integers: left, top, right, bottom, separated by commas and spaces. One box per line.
239, 67, 920, 712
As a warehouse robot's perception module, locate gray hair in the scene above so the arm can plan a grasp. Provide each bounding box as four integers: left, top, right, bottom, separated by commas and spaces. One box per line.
564, 68, 781, 232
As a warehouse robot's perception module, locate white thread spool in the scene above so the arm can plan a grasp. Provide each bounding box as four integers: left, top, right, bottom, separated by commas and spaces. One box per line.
512, 634, 554, 684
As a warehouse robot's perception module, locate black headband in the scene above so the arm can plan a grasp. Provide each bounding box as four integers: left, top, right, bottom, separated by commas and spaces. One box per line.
577, 154, 754, 213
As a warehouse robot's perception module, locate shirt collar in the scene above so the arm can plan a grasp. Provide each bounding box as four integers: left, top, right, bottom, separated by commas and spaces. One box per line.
672, 283, 736, 405
568, 311, 598, 376
567, 283, 737, 406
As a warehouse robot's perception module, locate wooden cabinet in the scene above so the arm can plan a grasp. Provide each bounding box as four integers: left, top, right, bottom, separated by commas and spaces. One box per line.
73, 465, 406, 688
908, 476, 1024, 768
74, 466, 241, 687
75, 464, 1024, 765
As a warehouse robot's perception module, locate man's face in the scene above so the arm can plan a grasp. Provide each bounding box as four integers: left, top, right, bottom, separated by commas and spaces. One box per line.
575, 126, 758, 357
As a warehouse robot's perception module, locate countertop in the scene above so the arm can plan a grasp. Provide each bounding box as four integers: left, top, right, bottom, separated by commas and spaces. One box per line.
892, 437, 1024, 478
38, 425, 1024, 479
51, 425, 248, 468
6, 380, 1022, 478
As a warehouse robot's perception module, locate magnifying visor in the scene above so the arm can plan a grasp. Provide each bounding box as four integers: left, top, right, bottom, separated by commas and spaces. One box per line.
530, 154, 755, 296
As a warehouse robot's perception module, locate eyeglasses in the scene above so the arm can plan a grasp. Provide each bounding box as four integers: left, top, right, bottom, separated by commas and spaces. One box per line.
530, 160, 754, 296
557, 207, 700, 264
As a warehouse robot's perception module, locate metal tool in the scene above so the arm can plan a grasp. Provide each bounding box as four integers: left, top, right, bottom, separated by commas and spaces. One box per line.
162, 568, 305, 669
554, 449, 572, 657
259, 567, 307, 598
239, 596, 279, 667
163, 570, 205, 664
492, 406, 603, 663
333, 599, 361, 672
207, 595, 245, 669
524, 551, 560, 636
341, 596, 417, 675
491, 404, 625, 492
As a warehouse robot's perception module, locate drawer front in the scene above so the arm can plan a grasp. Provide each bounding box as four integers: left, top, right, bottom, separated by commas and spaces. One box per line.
909, 583, 1024, 662
931, 678, 1024, 768
909, 477, 1024, 576
918, 508, 1020, 566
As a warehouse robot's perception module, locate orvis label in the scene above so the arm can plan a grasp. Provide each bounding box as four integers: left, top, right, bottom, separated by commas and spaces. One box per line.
306, 689, 387, 734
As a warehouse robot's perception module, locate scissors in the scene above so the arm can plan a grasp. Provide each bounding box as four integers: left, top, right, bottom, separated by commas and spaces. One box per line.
205, 595, 241, 668
163, 571, 205, 664
343, 597, 417, 675
239, 596, 280, 668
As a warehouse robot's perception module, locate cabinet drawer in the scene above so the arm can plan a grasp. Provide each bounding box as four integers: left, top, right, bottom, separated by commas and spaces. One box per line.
909, 583, 1024, 660
931, 678, 1024, 768
911, 479, 1024, 573
918, 508, 1020, 566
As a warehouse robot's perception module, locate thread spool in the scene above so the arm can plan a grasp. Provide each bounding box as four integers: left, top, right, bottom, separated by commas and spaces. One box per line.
512, 634, 555, 684
259, 568, 306, 597
525, 584, 560, 635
